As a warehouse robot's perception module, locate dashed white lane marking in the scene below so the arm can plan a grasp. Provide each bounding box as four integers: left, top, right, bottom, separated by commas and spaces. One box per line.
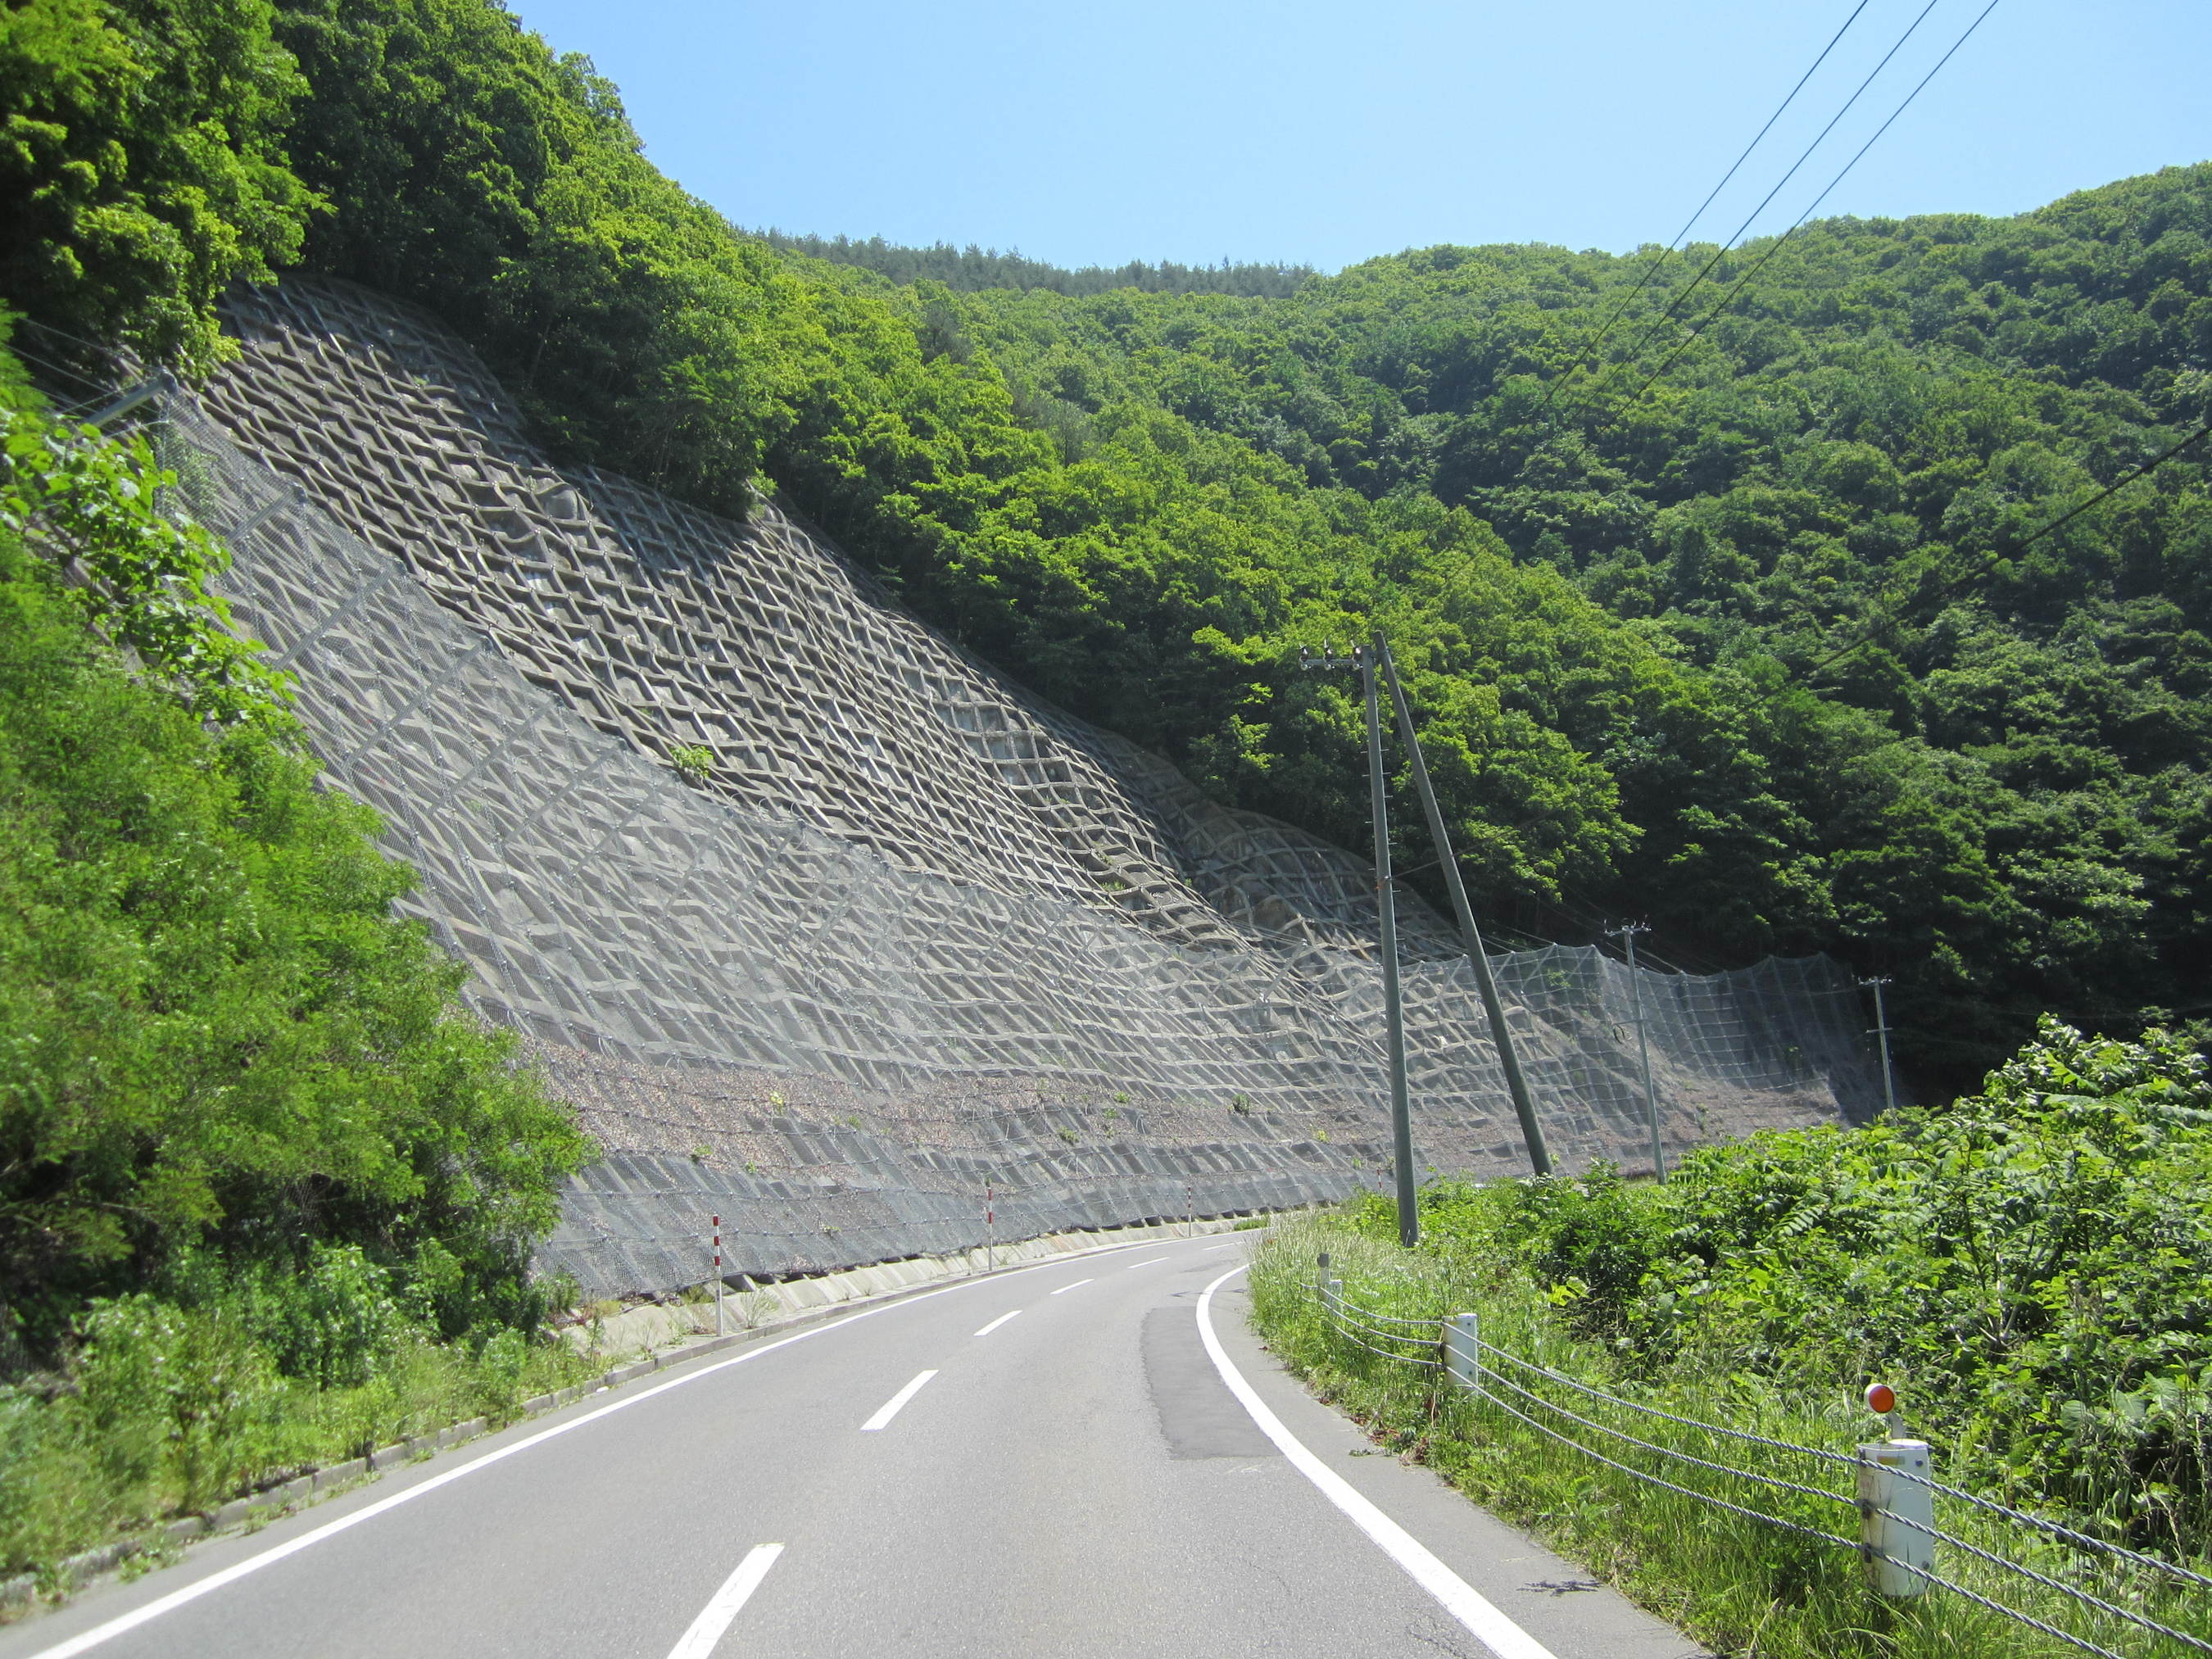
1049, 1278, 1094, 1294
664, 1543, 784, 1659
10, 1233, 1189, 1659
1201, 1243, 1236, 1252
1124, 1257, 1172, 1270
859, 1370, 939, 1431
972, 1310, 1022, 1337
1195, 1266, 1559, 1659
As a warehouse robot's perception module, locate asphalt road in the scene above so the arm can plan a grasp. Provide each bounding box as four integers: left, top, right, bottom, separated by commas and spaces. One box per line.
0, 1234, 1704, 1659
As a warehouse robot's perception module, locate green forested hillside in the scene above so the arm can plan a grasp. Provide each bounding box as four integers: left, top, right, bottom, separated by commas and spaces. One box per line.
752, 233, 1316, 300
5, 0, 2209, 1086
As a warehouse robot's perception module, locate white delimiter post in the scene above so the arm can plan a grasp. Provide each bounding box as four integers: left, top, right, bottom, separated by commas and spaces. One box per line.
712, 1215, 723, 1338
1444, 1313, 1480, 1388
1856, 1439, 1935, 1596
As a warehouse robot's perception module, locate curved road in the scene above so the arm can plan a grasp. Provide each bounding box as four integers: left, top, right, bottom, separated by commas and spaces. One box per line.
0, 1235, 1700, 1659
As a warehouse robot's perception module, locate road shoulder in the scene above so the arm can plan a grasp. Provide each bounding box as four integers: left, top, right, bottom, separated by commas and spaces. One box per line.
1208, 1276, 1711, 1659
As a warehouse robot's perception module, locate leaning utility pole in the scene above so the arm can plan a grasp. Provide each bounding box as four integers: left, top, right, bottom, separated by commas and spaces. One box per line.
1301, 640, 1417, 1247
1863, 977, 1898, 1116
1376, 639, 1551, 1177
1606, 921, 1665, 1183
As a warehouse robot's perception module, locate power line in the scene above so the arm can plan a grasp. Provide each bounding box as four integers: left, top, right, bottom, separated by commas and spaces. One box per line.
1806, 411, 2212, 676
1608, 0, 2004, 419
1565, 0, 1948, 422
1537, 0, 1875, 417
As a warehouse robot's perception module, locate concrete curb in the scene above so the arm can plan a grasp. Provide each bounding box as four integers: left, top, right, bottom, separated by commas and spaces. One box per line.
565, 1213, 1255, 1362
0, 1214, 1274, 1616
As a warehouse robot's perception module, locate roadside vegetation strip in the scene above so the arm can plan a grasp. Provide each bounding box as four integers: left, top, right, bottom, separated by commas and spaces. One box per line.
1252, 1213, 2212, 1659
1194, 1263, 1559, 1659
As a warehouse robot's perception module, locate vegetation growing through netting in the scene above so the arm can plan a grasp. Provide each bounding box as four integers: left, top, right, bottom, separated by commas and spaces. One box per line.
1249, 1016, 2212, 1655
0, 369, 594, 1584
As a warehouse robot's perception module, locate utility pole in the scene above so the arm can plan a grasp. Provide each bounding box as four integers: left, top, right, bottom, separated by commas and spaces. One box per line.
1863, 977, 1898, 1116
1300, 640, 1417, 1247
1376, 639, 1550, 1177
1605, 922, 1665, 1182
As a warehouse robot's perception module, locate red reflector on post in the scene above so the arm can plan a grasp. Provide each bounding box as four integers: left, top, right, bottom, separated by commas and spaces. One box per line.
1865, 1382, 1896, 1416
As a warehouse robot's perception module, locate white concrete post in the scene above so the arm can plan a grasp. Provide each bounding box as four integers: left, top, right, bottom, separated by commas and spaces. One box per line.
1856, 1439, 1935, 1597
1444, 1313, 1480, 1387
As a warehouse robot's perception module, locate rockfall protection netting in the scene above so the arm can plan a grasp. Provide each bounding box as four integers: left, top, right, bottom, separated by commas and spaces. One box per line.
140, 277, 1891, 1299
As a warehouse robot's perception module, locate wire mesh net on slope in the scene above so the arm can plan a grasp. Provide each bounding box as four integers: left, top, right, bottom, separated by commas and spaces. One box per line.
143, 278, 1889, 1298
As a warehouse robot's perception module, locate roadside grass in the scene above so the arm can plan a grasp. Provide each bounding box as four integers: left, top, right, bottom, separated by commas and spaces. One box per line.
1249, 1215, 2212, 1659
0, 1330, 596, 1598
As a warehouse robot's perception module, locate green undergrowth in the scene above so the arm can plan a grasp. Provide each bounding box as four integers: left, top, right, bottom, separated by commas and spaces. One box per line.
0, 1279, 596, 1590
1248, 1018, 2212, 1656
0, 374, 595, 1590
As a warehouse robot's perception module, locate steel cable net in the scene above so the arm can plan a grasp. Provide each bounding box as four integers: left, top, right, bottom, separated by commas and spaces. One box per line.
149, 277, 1890, 1299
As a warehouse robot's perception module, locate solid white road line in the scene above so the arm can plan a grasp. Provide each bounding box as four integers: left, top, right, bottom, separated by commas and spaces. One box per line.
972, 1310, 1022, 1338
1195, 1266, 1559, 1659
664, 1543, 784, 1659
16, 1235, 1203, 1659
1123, 1257, 1172, 1270
859, 1370, 939, 1431
1048, 1277, 1093, 1294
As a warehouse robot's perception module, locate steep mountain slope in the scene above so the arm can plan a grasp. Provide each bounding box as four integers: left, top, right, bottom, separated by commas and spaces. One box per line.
158, 276, 1880, 1297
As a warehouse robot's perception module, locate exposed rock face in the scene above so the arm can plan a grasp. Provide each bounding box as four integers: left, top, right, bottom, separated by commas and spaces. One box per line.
152, 277, 1882, 1296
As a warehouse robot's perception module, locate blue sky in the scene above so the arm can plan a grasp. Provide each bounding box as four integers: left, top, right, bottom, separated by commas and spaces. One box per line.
508, 0, 2210, 274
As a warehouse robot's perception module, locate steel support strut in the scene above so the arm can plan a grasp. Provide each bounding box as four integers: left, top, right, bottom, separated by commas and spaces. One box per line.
1377, 639, 1552, 1178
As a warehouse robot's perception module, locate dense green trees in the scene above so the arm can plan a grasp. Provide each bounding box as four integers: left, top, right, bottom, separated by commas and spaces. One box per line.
2, 0, 2207, 1086
0, 390, 587, 1367
755, 233, 1316, 300
0, 0, 315, 372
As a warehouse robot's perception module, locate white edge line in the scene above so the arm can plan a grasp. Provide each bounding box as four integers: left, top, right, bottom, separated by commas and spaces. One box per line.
664, 1542, 784, 1659
1195, 1265, 1560, 1659
20, 1233, 1216, 1659
1048, 1277, 1094, 1295
859, 1369, 938, 1431
972, 1309, 1022, 1337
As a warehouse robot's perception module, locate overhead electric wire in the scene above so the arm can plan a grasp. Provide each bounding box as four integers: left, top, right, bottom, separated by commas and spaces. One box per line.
1565, 0, 1949, 422
1610, 0, 2005, 419
1537, 0, 1874, 417
1806, 412, 2212, 675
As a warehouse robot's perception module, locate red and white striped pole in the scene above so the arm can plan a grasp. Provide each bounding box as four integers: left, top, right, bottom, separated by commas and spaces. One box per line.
712, 1214, 723, 1336
985, 1182, 995, 1274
